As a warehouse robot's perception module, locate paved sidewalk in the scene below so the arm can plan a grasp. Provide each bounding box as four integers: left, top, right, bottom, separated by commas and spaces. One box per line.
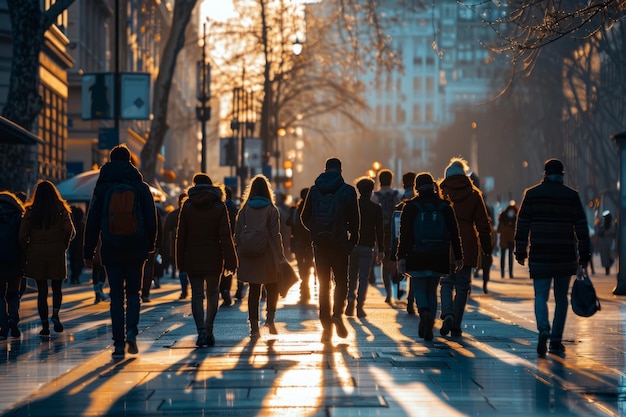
0, 256, 625, 416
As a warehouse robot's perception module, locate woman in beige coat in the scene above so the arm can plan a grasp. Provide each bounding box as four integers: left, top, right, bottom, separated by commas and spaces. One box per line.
235, 175, 285, 338
19, 180, 75, 336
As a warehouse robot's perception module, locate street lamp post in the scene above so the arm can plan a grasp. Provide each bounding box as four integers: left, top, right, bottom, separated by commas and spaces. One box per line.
196, 22, 211, 173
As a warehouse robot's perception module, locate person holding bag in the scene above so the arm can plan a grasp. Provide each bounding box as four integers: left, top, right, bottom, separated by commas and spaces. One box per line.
235, 175, 285, 338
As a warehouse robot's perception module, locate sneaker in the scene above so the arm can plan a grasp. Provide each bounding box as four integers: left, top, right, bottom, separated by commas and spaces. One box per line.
549, 342, 566, 356
112, 347, 125, 360
537, 330, 550, 356
51, 316, 63, 333
332, 316, 348, 338
440, 315, 454, 336
127, 336, 139, 354
345, 300, 355, 317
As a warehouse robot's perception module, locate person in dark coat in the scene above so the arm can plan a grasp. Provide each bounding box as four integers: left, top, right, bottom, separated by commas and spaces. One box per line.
346, 177, 384, 318
19, 180, 75, 337
301, 157, 360, 342
83, 144, 158, 359
497, 201, 518, 279
515, 158, 590, 357
596, 210, 616, 275
176, 173, 237, 347
68, 206, 85, 284
397, 171, 417, 314
397, 173, 463, 341
439, 157, 492, 337
235, 175, 284, 338
286, 187, 315, 304
162, 193, 188, 299
0, 191, 25, 340
219, 186, 238, 307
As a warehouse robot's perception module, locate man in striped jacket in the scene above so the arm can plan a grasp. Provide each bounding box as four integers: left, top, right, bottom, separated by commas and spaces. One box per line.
514, 158, 590, 357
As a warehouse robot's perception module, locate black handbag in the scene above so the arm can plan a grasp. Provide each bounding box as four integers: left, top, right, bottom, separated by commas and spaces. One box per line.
571, 266, 601, 317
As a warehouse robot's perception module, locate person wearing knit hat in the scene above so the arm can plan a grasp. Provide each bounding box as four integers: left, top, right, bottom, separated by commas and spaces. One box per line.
397, 171, 463, 341
193, 173, 213, 185
439, 157, 493, 338
514, 158, 590, 357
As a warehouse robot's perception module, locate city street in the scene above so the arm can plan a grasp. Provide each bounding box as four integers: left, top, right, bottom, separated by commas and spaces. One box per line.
0, 255, 625, 417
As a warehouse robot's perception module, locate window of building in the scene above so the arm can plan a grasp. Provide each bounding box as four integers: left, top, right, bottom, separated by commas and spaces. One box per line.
396, 104, 406, 124
425, 103, 434, 122
38, 83, 67, 181
426, 77, 434, 93
412, 103, 421, 123
413, 77, 421, 92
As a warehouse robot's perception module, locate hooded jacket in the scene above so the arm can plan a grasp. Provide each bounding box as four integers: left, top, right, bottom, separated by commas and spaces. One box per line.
0, 193, 24, 280
83, 160, 157, 265
176, 184, 237, 275
234, 196, 283, 285
439, 174, 492, 267
301, 170, 360, 253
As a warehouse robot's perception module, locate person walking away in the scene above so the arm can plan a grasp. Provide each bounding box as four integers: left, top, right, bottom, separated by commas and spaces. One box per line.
92, 239, 109, 304
163, 193, 188, 299
481, 197, 496, 294
83, 144, 158, 359
397, 173, 463, 341
596, 210, 616, 275
0, 191, 25, 340
19, 180, 75, 337
219, 186, 238, 307
515, 158, 590, 357
396, 171, 417, 314
176, 174, 237, 347
346, 177, 384, 318
68, 206, 85, 284
301, 157, 360, 342
439, 157, 492, 337
234, 175, 285, 338
371, 169, 402, 303
497, 200, 518, 279
286, 188, 315, 304
141, 207, 163, 302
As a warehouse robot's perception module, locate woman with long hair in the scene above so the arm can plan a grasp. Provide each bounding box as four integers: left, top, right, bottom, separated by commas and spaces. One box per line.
19, 180, 75, 337
235, 175, 285, 338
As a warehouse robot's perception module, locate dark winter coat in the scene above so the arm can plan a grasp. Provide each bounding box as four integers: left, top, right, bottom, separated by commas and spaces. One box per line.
440, 174, 492, 268
301, 170, 360, 254
286, 199, 311, 253
234, 197, 284, 285
514, 176, 590, 278
161, 206, 181, 264
0, 194, 25, 280
19, 202, 75, 280
497, 204, 518, 248
356, 195, 384, 250
83, 160, 158, 265
396, 192, 463, 276
176, 184, 237, 276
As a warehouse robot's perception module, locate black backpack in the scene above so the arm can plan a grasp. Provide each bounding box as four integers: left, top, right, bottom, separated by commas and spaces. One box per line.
411, 200, 450, 254
310, 185, 347, 242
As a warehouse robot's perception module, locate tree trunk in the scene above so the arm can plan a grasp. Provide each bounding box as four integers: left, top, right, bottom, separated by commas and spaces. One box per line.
140, 0, 198, 185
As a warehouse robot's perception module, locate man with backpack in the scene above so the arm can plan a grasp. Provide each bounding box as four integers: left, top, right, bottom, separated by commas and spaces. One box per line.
439, 157, 492, 338
301, 157, 359, 342
83, 144, 158, 359
372, 169, 402, 303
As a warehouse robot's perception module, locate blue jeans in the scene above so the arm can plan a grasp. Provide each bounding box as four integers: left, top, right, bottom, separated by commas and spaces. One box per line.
411, 276, 440, 315
440, 266, 472, 331
313, 244, 349, 326
189, 273, 220, 333
105, 260, 145, 348
533, 276, 571, 343
348, 245, 374, 307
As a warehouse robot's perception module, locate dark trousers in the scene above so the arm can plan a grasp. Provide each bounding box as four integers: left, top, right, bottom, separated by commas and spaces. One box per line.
35, 279, 63, 324
248, 282, 278, 323
0, 277, 20, 332
105, 260, 145, 348
189, 273, 220, 334
313, 245, 349, 326
294, 246, 314, 299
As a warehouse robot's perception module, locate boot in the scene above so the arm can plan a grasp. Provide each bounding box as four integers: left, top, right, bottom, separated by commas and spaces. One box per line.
345, 299, 355, 316
93, 283, 101, 304
265, 311, 277, 335
419, 308, 434, 341
51, 308, 63, 333
250, 321, 260, 338
40, 320, 50, 337
196, 331, 208, 347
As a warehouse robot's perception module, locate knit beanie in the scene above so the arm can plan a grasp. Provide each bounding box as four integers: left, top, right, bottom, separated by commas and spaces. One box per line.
444, 161, 466, 178
193, 173, 213, 185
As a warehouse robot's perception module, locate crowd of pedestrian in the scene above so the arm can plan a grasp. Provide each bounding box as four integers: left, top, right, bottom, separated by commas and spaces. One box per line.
0, 149, 606, 362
